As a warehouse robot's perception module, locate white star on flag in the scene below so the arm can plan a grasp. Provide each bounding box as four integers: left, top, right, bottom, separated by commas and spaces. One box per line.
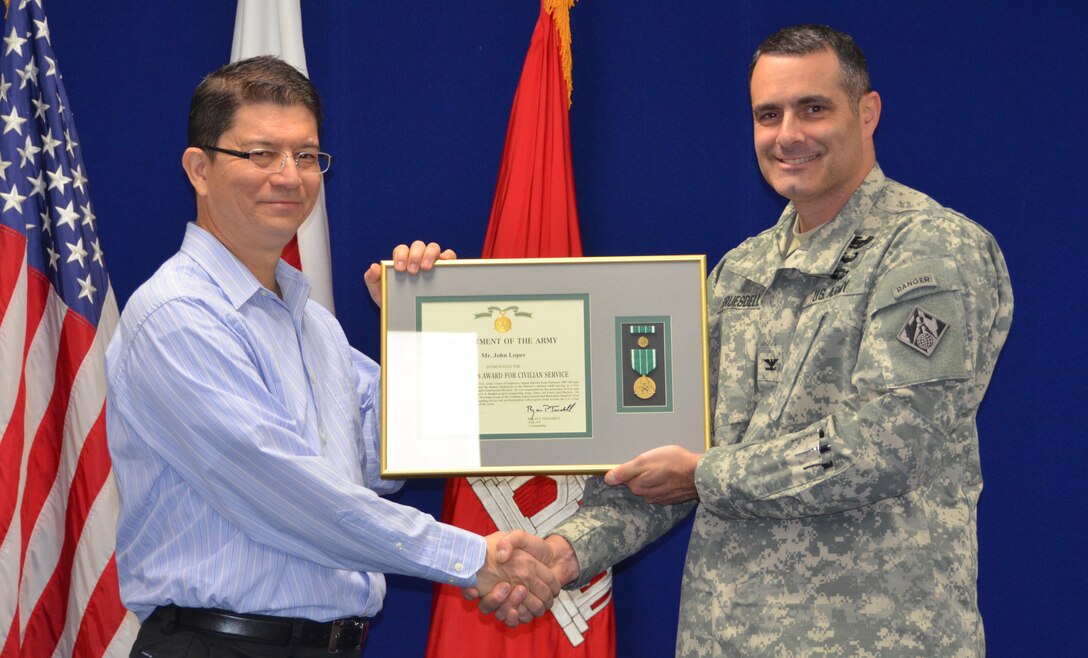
4, 26, 28, 56
18, 133, 39, 164
76, 271, 97, 301
2, 105, 26, 134
65, 235, 87, 267
54, 198, 78, 228
46, 162, 70, 191
1, 183, 26, 212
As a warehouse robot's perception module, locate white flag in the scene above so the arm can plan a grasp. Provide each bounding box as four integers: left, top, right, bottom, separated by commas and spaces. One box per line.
231, 0, 336, 313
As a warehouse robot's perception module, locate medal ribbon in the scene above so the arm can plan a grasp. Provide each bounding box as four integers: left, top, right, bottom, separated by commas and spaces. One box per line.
628, 325, 656, 335
631, 348, 656, 375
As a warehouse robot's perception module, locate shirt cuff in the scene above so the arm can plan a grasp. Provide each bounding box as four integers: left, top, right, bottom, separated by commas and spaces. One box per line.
426, 525, 487, 587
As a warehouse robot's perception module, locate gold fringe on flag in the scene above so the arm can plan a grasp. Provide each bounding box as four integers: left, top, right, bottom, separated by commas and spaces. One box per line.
544, 0, 576, 107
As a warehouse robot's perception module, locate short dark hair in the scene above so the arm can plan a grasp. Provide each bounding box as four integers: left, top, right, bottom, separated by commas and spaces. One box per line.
187, 55, 323, 149
749, 25, 871, 108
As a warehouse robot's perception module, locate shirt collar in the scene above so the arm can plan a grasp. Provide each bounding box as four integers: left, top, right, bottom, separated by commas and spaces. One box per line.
733, 164, 886, 288
180, 222, 312, 315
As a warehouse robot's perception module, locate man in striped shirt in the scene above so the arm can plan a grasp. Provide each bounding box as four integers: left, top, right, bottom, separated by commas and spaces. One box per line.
105, 56, 556, 657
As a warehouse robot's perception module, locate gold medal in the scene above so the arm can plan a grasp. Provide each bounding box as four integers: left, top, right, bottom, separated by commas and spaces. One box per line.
633, 374, 656, 399
494, 310, 512, 333
630, 337, 658, 401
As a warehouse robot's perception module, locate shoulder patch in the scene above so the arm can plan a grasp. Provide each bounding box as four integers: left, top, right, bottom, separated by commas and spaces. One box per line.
870, 256, 962, 312
893, 274, 938, 299
896, 306, 948, 357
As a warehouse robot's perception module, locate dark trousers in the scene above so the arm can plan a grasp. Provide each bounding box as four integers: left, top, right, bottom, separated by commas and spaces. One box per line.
130, 615, 364, 658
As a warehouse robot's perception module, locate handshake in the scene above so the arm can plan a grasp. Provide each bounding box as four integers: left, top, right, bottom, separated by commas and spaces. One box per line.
463, 445, 702, 626
468, 530, 581, 627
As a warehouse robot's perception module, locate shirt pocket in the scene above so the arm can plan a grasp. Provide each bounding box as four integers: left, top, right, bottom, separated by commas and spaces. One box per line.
770, 292, 865, 426
860, 257, 970, 387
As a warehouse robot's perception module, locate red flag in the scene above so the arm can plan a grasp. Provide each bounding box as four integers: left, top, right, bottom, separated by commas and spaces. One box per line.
426, 2, 615, 656
0, 1, 137, 655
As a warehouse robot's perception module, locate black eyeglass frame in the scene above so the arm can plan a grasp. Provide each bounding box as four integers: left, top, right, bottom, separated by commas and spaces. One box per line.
201, 145, 333, 174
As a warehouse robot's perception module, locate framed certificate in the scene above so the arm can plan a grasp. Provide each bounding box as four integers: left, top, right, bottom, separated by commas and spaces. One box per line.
380, 256, 710, 477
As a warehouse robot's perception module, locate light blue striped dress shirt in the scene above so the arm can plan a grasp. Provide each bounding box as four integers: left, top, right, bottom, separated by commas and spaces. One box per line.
105, 223, 485, 622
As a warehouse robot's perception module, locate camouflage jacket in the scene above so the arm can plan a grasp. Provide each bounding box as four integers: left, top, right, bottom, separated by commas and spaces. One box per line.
551, 166, 1013, 657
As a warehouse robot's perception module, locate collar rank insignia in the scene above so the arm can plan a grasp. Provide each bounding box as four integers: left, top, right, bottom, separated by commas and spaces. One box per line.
848, 235, 874, 249
897, 306, 948, 357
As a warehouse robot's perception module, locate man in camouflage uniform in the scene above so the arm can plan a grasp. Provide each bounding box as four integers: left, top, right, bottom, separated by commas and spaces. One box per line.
483, 24, 1013, 657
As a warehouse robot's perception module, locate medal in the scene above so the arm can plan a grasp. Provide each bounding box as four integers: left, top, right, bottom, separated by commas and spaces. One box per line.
475, 305, 532, 332
630, 346, 657, 400
633, 374, 656, 399
629, 325, 658, 399
494, 309, 512, 333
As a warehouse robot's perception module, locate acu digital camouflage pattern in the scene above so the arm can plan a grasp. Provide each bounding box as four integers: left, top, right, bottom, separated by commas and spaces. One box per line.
551, 165, 1013, 657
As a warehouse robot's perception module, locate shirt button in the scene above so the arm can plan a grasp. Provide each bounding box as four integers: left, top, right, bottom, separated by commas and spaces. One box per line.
395, 542, 403, 550
454, 563, 463, 572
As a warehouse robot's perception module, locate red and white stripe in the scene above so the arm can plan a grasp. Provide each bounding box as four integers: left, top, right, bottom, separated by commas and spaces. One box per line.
0, 227, 137, 657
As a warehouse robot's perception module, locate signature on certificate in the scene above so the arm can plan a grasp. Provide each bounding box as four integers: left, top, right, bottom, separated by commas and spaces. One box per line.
525, 402, 577, 420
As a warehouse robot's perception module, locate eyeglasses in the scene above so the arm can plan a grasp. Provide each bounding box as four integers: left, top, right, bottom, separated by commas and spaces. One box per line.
202, 145, 333, 174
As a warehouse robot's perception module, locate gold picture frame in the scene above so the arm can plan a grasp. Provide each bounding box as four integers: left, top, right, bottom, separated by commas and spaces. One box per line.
380, 256, 710, 477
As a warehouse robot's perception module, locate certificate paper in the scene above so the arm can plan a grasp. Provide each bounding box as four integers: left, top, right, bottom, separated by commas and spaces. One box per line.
383, 331, 481, 473
418, 295, 591, 438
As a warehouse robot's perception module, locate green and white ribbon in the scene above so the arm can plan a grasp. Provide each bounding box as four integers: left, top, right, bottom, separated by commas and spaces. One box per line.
474, 305, 534, 319
631, 348, 657, 375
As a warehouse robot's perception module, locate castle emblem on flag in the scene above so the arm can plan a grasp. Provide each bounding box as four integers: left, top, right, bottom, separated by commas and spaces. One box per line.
470, 475, 612, 647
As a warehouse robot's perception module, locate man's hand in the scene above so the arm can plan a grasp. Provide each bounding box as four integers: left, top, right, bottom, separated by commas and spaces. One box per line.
472, 531, 562, 626
363, 241, 456, 306
466, 532, 580, 627
604, 445, 702, 505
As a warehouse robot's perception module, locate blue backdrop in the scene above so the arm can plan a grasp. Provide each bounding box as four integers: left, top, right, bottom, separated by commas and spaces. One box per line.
23, 2, 1086, 656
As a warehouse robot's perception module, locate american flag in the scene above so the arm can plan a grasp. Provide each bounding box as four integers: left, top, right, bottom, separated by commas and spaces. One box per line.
0, 1, 135, 655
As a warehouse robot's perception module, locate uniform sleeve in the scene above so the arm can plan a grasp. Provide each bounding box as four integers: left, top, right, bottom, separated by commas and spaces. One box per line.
551, 478, 695, 588
695, 223, 1013, 520
108, 298, 485, 585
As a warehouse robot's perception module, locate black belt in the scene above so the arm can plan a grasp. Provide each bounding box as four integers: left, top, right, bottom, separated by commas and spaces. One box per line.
149, 605, 368, 653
